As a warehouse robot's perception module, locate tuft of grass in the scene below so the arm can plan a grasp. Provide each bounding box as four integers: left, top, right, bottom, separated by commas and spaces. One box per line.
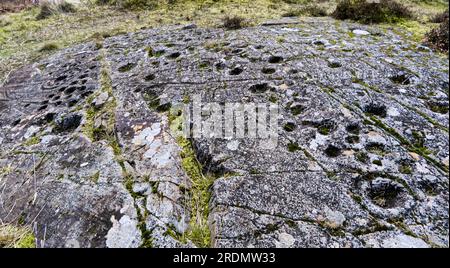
425, 16, 449, 52
282, 4, 328, 17
36, 1, 77, 20
429, 9, 448, 23
177, 136, 214, 248
332, 0, 413, 24
23, 136, 40, 146
221, 15, 245, 30
287, 141, 300, 152
97, 0, 158, 10
38, 42, 59, 52
0, 225, 35, 248
82, 51, 117, 145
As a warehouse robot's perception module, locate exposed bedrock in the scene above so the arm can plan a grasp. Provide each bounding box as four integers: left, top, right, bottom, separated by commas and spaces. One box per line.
0, 17, 448, 248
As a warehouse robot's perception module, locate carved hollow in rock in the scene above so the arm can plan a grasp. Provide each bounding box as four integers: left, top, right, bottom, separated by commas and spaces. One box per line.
368, 178, 408, 208
364, 103, 387, 118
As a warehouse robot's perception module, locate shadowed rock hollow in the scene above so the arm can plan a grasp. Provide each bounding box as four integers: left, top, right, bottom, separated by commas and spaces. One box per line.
0, 17, 448, 248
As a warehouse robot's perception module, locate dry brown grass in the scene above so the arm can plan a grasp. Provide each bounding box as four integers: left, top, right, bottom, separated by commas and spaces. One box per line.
0, 1, 38, 14
0, 224, 35, 248
425, 16, 449, 52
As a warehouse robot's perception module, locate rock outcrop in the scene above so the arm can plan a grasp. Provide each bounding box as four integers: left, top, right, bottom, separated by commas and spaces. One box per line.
0, 17, 448, 248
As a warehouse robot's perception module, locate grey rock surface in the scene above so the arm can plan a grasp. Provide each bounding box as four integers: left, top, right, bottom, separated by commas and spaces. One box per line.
0, 17, 448, 248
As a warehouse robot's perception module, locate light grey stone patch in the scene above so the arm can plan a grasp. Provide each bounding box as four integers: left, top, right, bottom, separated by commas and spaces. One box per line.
274, 233, 296, 248
323, 208, 346, 229
226, 140, 240, 151
361, 231, 429, 248
106, 214, 142, 248
132, 182, 150, 195
24, 125, 40, 140
353, 29, 371, 36
132, 123, 162, 146
92, 91, 110, 108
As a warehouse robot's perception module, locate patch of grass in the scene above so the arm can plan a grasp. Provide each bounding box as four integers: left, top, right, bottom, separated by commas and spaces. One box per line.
430, 8, 448, 23
282, 4, 328, 17
399, 163, 412, 174
38, 42, 59, 52
98, 0, 158, 10
177, 136, 214, 248
332, 0, 413, 24
0, 225, 35, 248
393, 19, 435, 43
23, 136, 40, 146
287, 141, 300, 152
355, 151, 369, 163
90, 171, 101, 183
221, 15, 245, 30
283, 122, 296, 132
36, 1, 77, 20
168, 107, 215, 247
268, 94, 278, 103
82, 51, 117, 144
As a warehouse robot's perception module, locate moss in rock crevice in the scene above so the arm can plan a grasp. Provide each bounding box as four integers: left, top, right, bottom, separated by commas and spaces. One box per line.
167, 108, 214, 248
83, 52, 117, 148
177, 136, 214, 248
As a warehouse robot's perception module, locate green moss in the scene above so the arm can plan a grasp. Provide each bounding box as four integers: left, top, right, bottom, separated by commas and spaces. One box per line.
388, 219, 417, 238
182, 95, 191, 104
268, 95, 278, 103
351, 193, 363, 204
145, 46, 154, 57
318, 125, 331, 135
428, 103, 449, 114
198, 61, 209, 69
369, 116, 410, 145
399, 164, 412, 174
17, 232, 36, 248
287, 142, 300, 153
23, 136, 40, 147
290, 105, 304, 116
326, 171, 338, 180
372, 159, 383, 166
285, 220, 297, 228
366, 143, 386, 156
177, 136, 214, 248
0, 225, 35, 248
283, 122, 296, 132
137, 222, 153, 248
355, 151, 369, 163
90, 171, 100, 183
82, 52, 117, 145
